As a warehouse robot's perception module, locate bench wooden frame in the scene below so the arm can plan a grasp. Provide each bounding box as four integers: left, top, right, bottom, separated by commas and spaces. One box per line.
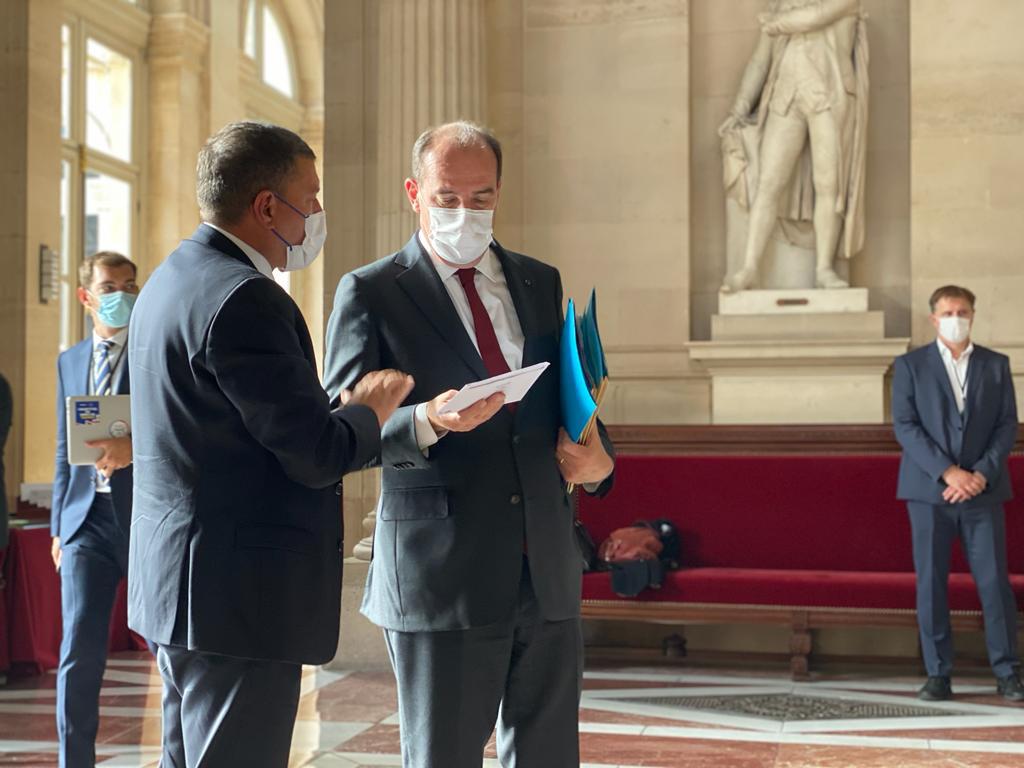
581, 424, 1024, 680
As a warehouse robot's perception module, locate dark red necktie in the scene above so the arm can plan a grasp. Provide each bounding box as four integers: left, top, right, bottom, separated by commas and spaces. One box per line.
456, 268, 511, 378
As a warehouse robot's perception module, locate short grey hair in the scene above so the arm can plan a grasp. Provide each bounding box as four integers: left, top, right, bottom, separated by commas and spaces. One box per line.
196, 121, 315, 224
411, 120, 503, 183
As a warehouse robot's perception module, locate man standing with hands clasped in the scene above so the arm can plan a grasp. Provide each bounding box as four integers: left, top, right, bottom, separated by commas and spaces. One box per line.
325, 121, 615, 767
893, 285, 1023, 703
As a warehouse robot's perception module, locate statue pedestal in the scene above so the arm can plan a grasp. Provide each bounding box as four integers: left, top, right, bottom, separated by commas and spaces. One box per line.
690, 289, 909, 424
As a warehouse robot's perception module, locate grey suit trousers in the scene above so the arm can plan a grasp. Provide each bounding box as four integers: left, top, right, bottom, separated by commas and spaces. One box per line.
385, 558, 583, 768
156, 644, 301, 768
908, 501, 1020, 677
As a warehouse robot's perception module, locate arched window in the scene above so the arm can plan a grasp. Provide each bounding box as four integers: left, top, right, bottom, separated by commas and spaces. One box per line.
242, 0, 297, 99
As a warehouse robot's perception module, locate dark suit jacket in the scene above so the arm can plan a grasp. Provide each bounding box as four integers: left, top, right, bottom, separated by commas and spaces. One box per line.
893, 342, 1018, 508
51, 338, 132, 543
324, 234, 614, 633
127, 224, 381, 664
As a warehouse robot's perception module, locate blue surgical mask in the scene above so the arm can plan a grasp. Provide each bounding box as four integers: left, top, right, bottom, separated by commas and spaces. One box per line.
91, 291, 137, 328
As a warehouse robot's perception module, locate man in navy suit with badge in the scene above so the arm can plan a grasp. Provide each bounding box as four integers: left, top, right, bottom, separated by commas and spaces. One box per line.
51, 251, 141, 768
893, 285, 1023, 702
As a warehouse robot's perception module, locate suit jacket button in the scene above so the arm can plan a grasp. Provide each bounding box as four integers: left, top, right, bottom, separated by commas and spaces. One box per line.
512, 435, 520, 445
510, 494, 522, 505
335, 483, 343, 495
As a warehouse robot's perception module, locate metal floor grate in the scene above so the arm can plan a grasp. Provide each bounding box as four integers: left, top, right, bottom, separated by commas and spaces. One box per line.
628, 693, 963, 721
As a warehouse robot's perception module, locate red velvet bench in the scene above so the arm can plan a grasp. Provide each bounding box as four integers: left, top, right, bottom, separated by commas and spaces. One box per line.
577, 425, 1024, 679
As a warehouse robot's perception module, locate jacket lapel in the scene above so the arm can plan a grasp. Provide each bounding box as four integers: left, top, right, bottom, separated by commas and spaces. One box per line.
926, 343, 958, 415
493, 242, 540, 369
71, 339, 92, 396
395, 235, 488, 380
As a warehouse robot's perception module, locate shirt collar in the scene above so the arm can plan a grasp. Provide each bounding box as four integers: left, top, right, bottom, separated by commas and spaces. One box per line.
203, 222, 274, 279
417, 229, 501, 284
936, 337, 974, 364
93, 326, 128, 350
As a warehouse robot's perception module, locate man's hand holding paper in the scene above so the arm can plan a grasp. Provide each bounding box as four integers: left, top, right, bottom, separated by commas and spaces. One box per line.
427, 390, 506, 434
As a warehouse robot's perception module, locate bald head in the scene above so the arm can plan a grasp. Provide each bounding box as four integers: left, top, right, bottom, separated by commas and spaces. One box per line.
411, 121, 502, 183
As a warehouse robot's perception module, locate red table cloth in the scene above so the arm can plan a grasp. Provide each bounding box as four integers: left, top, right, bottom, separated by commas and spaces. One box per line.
1, 525, 147, 676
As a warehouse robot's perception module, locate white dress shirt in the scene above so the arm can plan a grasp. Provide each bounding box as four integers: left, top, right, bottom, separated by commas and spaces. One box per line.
91, 327, 128, 492
203, 222, 275, 279
413, 230, 525, 450
937, 338, 974, 415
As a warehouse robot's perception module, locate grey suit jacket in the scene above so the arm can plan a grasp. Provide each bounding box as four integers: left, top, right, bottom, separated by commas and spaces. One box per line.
893, 342, 1018, 508
127, 225, 381, 664
324, 235, 614, 632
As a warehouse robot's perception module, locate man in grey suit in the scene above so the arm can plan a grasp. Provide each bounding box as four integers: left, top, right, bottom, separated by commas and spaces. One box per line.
128, 121, 413, 767
325, 121, 615, 767
893, 284, 1023, 703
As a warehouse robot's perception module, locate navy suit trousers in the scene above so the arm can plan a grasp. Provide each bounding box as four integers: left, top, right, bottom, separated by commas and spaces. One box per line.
908, 501, 1020, 677
56, 493, 128, 768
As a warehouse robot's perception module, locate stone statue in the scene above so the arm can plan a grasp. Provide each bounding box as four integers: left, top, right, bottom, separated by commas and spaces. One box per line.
719, 0, 868, 293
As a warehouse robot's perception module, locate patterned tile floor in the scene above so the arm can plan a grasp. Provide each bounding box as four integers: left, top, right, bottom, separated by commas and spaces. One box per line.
2, 652, 1024, 766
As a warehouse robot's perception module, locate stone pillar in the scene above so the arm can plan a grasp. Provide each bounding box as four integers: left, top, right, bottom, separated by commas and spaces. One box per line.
146, 6, 210, 279
0, 0, 62, 503
909, 0, 1024, 411
375, 0, 486, 256
346, 0, 486, 562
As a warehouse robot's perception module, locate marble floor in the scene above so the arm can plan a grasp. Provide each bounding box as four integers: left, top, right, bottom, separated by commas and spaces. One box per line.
2, 653, 1024, 766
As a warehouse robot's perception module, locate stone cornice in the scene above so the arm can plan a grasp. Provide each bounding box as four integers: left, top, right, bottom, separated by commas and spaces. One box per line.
148, 12, 210, 69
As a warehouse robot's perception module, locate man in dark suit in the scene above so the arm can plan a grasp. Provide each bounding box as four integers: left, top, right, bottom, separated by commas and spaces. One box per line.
128, 121, 413, 767
49, 253, 140, 768
324, 121, 615, 767
51, 251, 141, 768
893, 284, 1023, 703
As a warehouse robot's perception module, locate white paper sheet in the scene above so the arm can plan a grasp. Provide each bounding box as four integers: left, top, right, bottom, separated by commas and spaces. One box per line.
437, 362, 550, 415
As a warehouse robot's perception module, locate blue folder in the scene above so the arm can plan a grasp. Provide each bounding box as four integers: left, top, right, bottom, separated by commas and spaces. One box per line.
560, 293, 608, 443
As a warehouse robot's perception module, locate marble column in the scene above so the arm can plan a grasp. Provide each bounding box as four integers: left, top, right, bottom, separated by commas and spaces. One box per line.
0, 0, 62, 501
349, 0, 486, 562
146, 6, 210, 280
375, 0, 485, 255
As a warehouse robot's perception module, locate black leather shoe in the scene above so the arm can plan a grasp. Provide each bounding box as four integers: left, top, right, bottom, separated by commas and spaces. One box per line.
918, 676, 952, 701
997, 673, 1024, 702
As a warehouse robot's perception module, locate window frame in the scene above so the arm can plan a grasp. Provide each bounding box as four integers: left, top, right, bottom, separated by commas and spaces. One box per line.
241, 0, 300, 102
60, 1, 147, 348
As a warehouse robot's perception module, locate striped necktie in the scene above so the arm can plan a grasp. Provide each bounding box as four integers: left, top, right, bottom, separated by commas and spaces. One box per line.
93, 339, 114, 396
93, 339, 114, 491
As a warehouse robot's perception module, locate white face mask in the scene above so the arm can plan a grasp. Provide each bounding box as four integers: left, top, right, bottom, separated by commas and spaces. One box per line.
272, 193, 327, 271
427, 207, 494, 266
938, 316, 971, 344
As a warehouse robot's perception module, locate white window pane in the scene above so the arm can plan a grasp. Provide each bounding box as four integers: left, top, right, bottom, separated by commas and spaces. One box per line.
86, 39, 133, 162
262, 6, 294, 97
61, 25, 71, 140
84, 171, 132, 258
244, 0, 257, 58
